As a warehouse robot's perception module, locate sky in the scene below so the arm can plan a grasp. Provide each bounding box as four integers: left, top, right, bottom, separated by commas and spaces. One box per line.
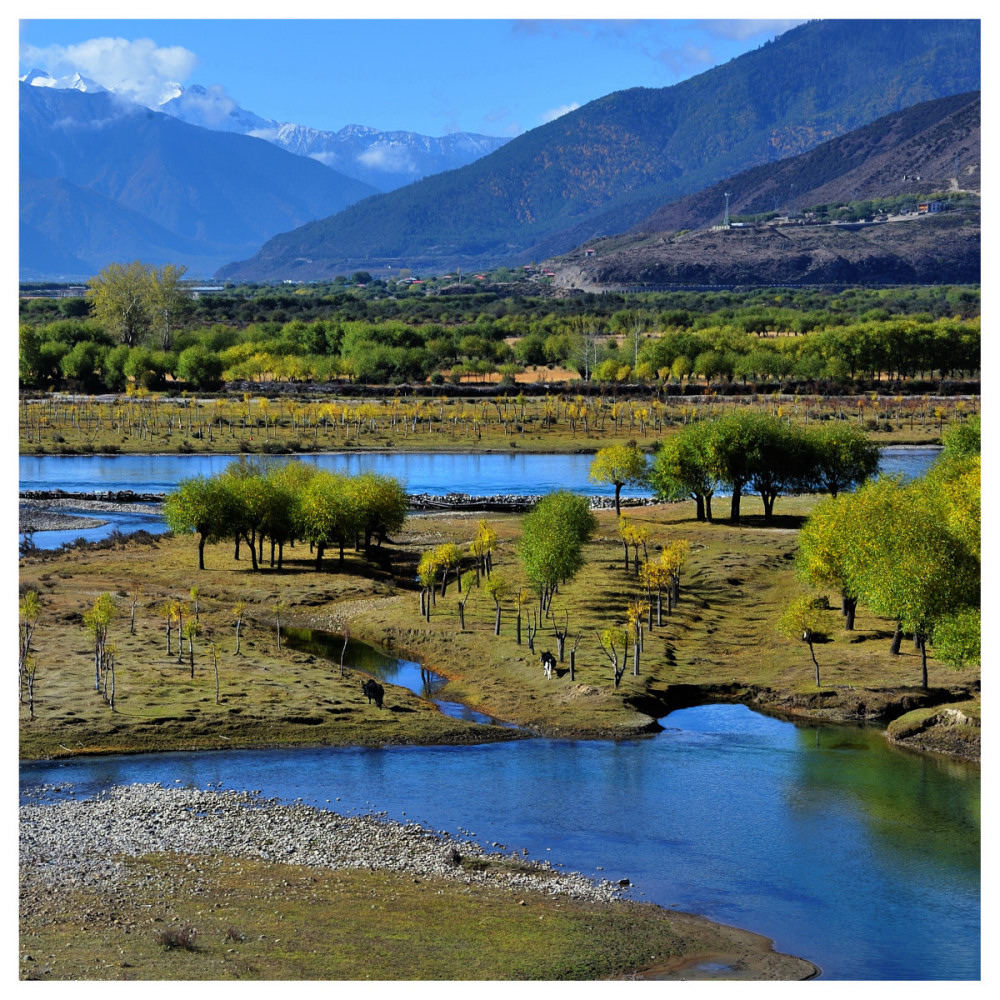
17, 7, 815, 138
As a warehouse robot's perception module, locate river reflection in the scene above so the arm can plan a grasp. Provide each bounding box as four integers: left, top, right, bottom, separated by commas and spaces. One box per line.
20, 703, 979, 981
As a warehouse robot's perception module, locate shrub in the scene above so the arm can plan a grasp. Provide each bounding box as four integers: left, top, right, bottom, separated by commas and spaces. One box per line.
155, 923, 198, 950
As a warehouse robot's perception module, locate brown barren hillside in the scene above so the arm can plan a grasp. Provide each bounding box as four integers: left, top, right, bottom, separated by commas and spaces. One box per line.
550, 92, 980, 289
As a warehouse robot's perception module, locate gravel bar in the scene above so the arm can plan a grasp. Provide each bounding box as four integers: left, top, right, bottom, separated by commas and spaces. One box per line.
20, 783, 627, 902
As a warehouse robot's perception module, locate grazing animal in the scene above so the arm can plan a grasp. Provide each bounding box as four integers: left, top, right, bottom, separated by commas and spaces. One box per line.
361, 678, 385, 709
540, 650, 557, 679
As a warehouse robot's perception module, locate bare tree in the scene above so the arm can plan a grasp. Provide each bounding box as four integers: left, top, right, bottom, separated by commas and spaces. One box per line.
232, 600, 247, 655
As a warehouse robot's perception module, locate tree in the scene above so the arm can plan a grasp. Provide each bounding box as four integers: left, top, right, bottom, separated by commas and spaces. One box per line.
589, 441, 648, 517
471, 519, 498, 581
797, 494, 861, 629
805, 423, 881, 496
354, 472, 408, 559
518, 492, 597, 612
148, 263, 189, 350
845, 476, 979, 687
596, 626, 628, 688
483, 573, 511, 636
86, 261, 153, 347
232, 600, 248, 655
82, 592, 117, 694
649, 421, 717, 521
19, 590, 41, 705
176, 345, 224, 390
298, 470, 358, 570
777, 596, 828, 686
164, 476, 238, 570
708, 411, 813, 522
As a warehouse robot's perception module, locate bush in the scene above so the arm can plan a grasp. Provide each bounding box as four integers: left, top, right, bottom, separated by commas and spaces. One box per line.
155, 923, 198, 950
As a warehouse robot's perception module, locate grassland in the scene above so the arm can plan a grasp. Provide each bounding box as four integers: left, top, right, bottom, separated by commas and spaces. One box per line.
19, 851, 816, 981
19, 497, 979, 760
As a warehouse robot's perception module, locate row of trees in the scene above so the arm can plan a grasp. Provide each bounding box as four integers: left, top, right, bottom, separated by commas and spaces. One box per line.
792, 418, 980, 686
19, 262, 979, 391
648, 413, 882, 521
164, 458, 408, 571
21, 313, 978, 392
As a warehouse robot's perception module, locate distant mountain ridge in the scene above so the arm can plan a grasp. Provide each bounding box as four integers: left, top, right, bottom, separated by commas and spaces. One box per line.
218, 18, 981, 281
160, 85, 511, 192
21, 70, 511, 194
19, 82, 379, 280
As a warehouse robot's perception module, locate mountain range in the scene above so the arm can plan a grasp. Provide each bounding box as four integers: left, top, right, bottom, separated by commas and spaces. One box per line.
219, 19, 981, 282
159, 85, 510, 192
20, 18, 981, 285
19, 75, 510, 281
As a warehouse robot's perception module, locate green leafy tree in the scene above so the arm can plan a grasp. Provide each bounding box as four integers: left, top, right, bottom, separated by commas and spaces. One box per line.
805, 423, 882, 496
148, 263, 189, 350
86, 261, 153, 347
164, 476, 238, 570
649, 420, 717, 521
518, 492, 597, 612
848, 477, 979, 687
176, 345, 224, 389
298, 470, 358, 570
797, 494, 862, 629
589, 441, 648, 517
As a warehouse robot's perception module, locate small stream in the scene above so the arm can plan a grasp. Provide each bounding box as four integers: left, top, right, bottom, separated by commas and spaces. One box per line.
282, 628, 517, 727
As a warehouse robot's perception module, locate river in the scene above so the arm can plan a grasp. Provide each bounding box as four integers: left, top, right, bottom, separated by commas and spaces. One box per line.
18, 444, 979, 979
20, 701, 979, 981
19, 446, 940, 550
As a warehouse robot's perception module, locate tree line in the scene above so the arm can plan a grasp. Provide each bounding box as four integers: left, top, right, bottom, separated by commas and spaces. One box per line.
648, 413, 883, 521
19, 263, 979, 391
164, 458, 408, 572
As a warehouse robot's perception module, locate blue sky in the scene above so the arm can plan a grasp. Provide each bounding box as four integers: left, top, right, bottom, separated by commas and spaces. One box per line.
18, 8, 811, 137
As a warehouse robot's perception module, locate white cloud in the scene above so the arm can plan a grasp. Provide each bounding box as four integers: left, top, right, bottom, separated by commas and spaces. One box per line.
357, 145, 418, 175
540, 103, 580, 124
19, 37, 198, 107
170, 84, 238, 127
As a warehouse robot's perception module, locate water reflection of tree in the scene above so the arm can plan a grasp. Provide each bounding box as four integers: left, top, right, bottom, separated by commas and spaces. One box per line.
790, 722, 979, 876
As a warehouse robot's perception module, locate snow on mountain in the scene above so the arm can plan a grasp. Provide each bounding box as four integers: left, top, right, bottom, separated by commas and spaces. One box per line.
20, 68, 108, 94
157, 85, 510, 191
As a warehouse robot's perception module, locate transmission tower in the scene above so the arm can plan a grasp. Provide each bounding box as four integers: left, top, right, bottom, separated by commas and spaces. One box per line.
723, 192, 731, 227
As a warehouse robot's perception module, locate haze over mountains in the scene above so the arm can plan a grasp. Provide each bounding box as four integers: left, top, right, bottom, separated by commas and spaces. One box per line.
20, 19, 980, 285
19, 74, 509, 280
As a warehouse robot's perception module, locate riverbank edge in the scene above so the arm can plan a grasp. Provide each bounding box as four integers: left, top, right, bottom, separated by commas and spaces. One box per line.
19, 783, 820, 982
344, 624, 982, 763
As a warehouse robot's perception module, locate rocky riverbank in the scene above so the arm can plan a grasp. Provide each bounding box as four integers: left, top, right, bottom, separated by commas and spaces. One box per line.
19, 783, 625, 903
19, 497, 164, 534
19, 782, 819, 981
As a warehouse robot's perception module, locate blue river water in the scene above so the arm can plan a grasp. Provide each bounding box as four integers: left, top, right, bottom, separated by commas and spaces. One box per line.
19, 446, 939, 551
20, 702, 979, 981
